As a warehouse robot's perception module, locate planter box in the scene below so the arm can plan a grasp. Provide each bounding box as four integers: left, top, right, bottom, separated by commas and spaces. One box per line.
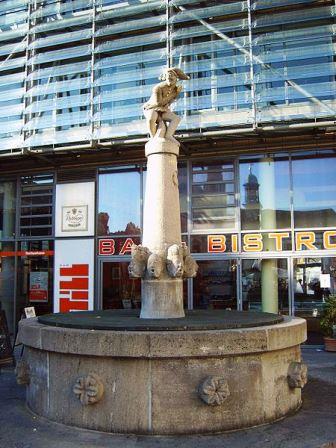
324, 337, 336, 352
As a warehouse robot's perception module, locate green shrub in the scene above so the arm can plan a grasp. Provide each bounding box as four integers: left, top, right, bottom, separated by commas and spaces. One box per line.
320, 295, 336, 338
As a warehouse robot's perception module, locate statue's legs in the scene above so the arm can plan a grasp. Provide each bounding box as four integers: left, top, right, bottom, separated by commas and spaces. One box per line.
143, 109, 159, 138
161, 111, 181, 139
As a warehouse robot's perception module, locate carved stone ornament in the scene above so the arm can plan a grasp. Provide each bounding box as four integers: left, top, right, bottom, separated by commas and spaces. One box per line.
15, 360, 30, 386
184, 255, 198, 278
287, 361, 308, 389
198, 376, 230, 406
167, 244, 184, 278
128, 244, 150, 278
73, 373, 104, 405
147, 253, 165, 278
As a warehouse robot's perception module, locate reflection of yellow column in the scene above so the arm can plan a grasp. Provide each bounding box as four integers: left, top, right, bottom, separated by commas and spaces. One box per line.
259, 158, 278, 314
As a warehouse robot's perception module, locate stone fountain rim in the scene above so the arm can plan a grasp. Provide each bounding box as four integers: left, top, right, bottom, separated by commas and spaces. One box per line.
37, 309, 283, 331
18, 315, 307, 358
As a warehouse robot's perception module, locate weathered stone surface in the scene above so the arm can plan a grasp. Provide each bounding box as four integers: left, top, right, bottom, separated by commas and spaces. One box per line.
19, 317, 307, 434
19, 316, 306, 358
15, 359, 30, 385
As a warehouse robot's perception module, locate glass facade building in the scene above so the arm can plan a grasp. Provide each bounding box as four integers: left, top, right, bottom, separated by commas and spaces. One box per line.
0, 0, 335, 153
1, 0, 336, 345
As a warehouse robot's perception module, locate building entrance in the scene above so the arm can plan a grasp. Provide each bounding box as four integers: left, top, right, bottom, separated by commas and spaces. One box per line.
294, 257, 336, 345
101, 261, 141, 310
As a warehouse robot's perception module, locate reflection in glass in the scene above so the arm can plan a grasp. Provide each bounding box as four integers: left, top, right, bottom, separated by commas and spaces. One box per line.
240, 157, 290, 231
294, 257, 336, 344
178, 163, 188, 233
293, 156, 336, 228
192, 161, 236, 230
242, 258, 288, 314
98, 169, 141, 235
19, 174, 53, 237
193, 260, 237, 310
0, 181, 16, 239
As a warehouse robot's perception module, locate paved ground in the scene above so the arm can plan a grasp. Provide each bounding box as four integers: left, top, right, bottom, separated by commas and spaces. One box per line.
0, 347, 335, 448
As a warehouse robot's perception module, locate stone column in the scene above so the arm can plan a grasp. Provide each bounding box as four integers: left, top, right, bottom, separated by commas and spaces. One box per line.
128, 136, 198, 319
141, 138, 184, 318
259, 158, 278, 314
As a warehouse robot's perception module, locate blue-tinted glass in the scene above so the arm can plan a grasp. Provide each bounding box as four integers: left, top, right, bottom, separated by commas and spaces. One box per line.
240, 157, 290, 230
292, 156, 336, 228
98, 171, 141, 235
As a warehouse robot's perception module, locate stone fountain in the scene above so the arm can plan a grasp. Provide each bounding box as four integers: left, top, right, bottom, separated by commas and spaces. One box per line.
18, 67, 307, 435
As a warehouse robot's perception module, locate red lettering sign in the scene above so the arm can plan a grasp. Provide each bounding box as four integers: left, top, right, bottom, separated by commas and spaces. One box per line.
98, 239, 115, 255
119, 238, 135, 255
59, 264, 89, 313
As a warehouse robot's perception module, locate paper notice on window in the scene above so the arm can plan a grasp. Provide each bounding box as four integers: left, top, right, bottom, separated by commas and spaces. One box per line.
320, 274, 331, 288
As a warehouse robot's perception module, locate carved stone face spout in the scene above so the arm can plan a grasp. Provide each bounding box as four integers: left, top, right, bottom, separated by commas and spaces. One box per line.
147, 253, 164, 279
167, 244, 184, 278
128, 245, 150, 278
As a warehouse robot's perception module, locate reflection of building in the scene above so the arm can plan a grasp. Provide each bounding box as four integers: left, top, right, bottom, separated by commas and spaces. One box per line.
242, 166, 260, 229
97, 212, 110, 236
243, 167, 259, 206
0, 2, 336, 344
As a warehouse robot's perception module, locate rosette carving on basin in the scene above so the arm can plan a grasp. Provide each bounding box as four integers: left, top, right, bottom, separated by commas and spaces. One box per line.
198, 376, 230, 406
73, 374, 104, 405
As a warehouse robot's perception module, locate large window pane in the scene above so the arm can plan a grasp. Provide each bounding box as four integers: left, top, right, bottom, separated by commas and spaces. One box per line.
192, 161, 237, 230
98, 168, 141, 236
178, 163, 188, 233
240, 156, 290, 231
292, 155, 336, 228
0, 181, 16, 239
19, 174, 54, 237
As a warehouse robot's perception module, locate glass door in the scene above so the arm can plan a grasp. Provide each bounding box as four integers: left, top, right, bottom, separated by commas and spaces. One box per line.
193, 260, 238, 310
293, 257, 336, 344
241, 258, 289, 314
101, 261, 141, 310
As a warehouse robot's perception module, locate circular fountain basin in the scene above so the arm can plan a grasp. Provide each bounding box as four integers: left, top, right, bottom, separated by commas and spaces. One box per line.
18, 311, 307, 435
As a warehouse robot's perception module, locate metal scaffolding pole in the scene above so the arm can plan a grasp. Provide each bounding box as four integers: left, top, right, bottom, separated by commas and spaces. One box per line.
90, 0, 97, 145
247, 0, 258, 129
166, 0, 173, 68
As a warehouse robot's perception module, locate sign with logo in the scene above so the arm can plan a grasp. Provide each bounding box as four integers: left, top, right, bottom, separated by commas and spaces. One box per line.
29, 271, 48, 302
54, 239, 94, 313
207, 230, 336, 253
62, 205, 88, 232
55, 182, 95, 237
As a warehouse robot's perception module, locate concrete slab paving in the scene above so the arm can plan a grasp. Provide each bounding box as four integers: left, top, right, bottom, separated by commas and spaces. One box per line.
0, 347, 335, 448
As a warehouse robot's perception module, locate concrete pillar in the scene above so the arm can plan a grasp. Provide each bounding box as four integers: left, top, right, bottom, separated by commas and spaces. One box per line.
259, 158, 278, 314
140, 138, 184, 319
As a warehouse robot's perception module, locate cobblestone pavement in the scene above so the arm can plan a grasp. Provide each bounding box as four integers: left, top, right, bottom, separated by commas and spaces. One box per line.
0, 347, 335, 448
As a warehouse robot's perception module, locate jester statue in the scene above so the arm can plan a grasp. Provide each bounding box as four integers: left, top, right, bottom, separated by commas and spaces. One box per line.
129, 67, 198, 319
143, 67, 190, 142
